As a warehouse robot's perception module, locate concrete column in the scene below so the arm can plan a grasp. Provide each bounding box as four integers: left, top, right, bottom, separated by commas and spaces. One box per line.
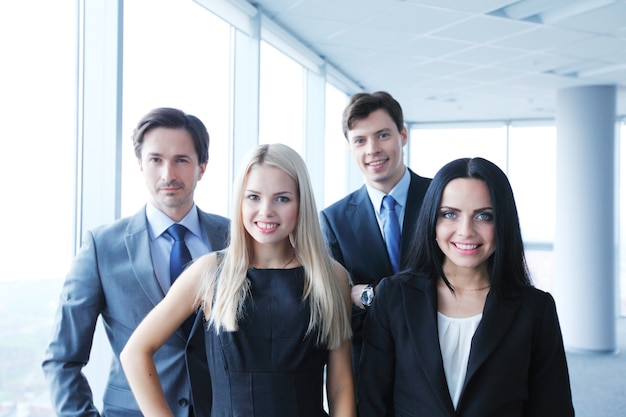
555, 85, 617, 353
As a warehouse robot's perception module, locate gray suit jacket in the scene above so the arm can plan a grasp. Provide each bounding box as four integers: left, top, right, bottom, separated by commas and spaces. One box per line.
42, 206, 229, 417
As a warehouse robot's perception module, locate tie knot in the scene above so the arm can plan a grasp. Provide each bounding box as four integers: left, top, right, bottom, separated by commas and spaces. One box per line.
382, 195, 397, 211
167, 224, 188, 241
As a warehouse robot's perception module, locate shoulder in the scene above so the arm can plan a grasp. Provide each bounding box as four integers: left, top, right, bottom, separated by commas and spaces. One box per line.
89, 210, 141, 239
197, 209, 230, 227
518, 285, 557, 308
408, 169, 432, 188
377, 270, 430, 295
322, 186, 367, 215
195, 251, 220, 269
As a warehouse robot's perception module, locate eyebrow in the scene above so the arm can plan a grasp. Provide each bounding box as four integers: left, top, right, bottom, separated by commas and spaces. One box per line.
245, 189, 294, 196
439, 206, 493, 212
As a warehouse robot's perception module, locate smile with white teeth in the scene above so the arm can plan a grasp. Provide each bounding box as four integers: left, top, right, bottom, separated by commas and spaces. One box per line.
368, 160, 386, 167
454, 243, 479, 250
257, 222, 278, 230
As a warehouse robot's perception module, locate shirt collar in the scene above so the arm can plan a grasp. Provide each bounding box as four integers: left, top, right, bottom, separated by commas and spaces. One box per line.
145, 203, 202, 240
366, 167, 411, 214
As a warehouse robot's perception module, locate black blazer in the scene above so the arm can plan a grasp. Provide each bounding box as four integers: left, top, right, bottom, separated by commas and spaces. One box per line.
358, 272, 574, 417
320, 169, 431, 344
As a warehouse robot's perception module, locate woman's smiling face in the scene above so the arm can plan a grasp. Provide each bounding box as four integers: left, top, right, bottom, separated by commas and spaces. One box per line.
436, 178, 496, 274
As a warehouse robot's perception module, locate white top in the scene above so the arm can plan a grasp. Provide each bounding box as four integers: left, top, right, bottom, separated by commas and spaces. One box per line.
437, 312, 482, 409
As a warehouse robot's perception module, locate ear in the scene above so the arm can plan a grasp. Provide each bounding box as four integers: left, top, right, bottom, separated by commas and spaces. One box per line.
197, 161, 208, 180
137, 158, 143, 172
400, 125, 408, 146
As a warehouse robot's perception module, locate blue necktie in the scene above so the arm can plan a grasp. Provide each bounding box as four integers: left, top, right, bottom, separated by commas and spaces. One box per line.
382, 195, 401, 273
167, 224, 192, 284
167, 223, 195, 336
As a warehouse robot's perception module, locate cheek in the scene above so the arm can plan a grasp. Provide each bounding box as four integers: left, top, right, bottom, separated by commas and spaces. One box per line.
482, 225, 496, 245
240, 202, 253, 221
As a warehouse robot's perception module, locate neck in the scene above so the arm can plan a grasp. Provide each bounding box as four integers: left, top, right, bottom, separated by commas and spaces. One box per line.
251, 242, 296, 269
442, 264, 490, 291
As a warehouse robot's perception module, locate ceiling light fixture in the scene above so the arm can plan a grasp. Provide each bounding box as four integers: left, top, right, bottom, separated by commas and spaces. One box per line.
489, 0, 616, 24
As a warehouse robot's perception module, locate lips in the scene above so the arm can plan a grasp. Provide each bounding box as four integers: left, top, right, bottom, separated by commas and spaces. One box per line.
453, 242, 480, 250
256, 221, 279, 232
367, 159, 387, 168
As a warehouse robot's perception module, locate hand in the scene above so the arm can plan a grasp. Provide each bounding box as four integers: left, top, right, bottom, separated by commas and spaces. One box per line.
351, 284, 368, 310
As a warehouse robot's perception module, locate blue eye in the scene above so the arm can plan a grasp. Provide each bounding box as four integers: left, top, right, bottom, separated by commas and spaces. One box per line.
476, 212, 494, 221
276, 196, 290, 203
439, 210, 456, 219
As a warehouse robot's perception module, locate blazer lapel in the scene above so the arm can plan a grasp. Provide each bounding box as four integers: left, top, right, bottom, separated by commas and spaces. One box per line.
197, 208, 228, 252
463, 290, 521, 388
403, 277, 457, 414
348, 186, 392, 271
401, 171, 422, 255
125, 208, 165, 306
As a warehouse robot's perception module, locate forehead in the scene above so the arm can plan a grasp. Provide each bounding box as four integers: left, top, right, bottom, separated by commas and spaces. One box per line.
347, 109, 398, 136
441, 178, 491, 207
142, 127, 196, 155
245, 165, 296, 189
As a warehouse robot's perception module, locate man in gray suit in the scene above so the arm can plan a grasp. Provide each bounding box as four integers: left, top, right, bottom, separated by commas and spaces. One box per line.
320, 92, 430, 379
42, 107, 229, 417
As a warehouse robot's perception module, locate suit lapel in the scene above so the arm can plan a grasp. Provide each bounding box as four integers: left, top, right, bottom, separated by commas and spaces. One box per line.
125, 208, 165, 306
198, 208, 228, 252
403, 277, 457, 414
463, 290, 521, 389
348, 186, 392, 271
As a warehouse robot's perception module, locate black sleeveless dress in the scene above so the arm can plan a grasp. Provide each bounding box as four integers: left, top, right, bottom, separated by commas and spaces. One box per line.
204, 267, 330, 416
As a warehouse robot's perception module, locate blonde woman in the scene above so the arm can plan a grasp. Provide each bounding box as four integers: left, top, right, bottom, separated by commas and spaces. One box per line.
121, 143, 355, 417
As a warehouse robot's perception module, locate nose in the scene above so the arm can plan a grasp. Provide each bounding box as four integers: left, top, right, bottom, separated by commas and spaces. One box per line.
161, 161, 177, 182
365, 137, 380, 154
457, 216, 475, 237
258, 199, 275, 217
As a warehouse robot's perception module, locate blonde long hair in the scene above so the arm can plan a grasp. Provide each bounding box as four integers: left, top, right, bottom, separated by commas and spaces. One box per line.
199, 143, 351, 349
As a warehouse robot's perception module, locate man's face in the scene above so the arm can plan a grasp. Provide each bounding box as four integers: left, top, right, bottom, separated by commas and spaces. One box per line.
347, 108, 408, 194
138, 127, 206, 220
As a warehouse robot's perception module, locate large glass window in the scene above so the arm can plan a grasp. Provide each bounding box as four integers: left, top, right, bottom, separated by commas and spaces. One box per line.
409, 124, 508, 178
259, 40, 305, 155
0, 1, 77, 414
121, 0, 232, 218
508, 124, 557, 292
409, 123, 558, 293
323, 83, 349, 207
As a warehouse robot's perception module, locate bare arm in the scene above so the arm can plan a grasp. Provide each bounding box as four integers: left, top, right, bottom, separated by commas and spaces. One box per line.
326, 262, 356, 417
120, 253, 215, 417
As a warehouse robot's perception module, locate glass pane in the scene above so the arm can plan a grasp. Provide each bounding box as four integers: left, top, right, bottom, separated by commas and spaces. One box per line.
621, 121, 626, 315
121, 0, 232, 218
409, 125, 508, 178
0, 1, 76, 414
324, 83, 349, 207
259, 40, 305, 155
508, 126, 556, 244
508, 125, 556, 292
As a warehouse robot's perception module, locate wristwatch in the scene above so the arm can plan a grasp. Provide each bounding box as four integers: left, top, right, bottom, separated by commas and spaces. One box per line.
360, 284, 375, 307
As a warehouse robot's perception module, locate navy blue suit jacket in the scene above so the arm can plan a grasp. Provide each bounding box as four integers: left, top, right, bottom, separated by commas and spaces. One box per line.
320, 169, 431, 346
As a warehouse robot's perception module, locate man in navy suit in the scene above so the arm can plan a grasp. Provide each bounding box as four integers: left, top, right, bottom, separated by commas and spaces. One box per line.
320, 91, 431, 378
42, 108, 229, 417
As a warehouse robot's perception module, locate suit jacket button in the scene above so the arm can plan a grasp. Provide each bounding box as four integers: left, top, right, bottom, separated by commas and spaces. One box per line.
178, 398, 189, 407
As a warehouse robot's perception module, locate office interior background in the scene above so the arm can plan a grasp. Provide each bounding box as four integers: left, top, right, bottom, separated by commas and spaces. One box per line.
1, 0, 626, 414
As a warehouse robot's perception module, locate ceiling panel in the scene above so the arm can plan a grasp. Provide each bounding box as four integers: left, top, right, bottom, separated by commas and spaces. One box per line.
249, 0, 626, 122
